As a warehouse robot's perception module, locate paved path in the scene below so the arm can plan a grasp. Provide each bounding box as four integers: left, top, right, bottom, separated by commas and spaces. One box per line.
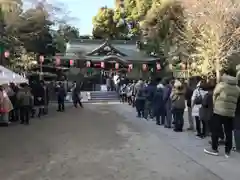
108, 103, 240, 180
0, 103, 239, 180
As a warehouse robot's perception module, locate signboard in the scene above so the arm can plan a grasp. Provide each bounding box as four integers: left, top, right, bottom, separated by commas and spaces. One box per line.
80, 92, 90, 102
173, 70, 188, 78
100, 85, 108, 91
65, 92, 89, 102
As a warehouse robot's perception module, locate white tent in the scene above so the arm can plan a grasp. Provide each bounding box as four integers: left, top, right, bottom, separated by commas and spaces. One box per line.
0, 65, 28, 85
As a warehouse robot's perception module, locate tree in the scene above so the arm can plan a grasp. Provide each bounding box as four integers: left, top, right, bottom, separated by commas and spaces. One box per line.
140, 0, 185, 59
17, 2, 54, 55
180, 0, 240, 79
0, 6, 7, 65
92, 7, 122, 39
57, 24, 80, 42
52, 24, 80, 53
0, 0, 80, 69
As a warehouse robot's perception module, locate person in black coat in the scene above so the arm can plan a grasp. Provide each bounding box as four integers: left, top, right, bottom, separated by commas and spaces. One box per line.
153, 84, 165, 125
9, 83, 19, 122
185, 83, 194, 130
199, 84, 214, 137
33, 81, 45, 118
56, 82, 66, 112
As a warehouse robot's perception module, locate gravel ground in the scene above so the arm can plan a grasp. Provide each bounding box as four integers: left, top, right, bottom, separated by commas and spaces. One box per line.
0, 104, 234, 180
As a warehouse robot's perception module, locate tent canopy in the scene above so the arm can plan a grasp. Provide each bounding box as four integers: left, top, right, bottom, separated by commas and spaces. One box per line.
0, 66, 28, 85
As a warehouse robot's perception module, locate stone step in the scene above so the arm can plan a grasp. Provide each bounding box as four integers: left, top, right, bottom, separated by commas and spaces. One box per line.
91, 94, 118, 97
90, 91, 119, 101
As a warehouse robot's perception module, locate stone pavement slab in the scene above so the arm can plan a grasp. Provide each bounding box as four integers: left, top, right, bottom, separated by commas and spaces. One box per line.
0, 103, 238, 180
110, 103, 240, 180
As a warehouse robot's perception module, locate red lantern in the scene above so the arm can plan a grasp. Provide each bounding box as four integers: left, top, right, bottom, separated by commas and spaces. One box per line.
115, 62, 119, 69
4, 51, 10, 58
39, 55, 44, 63
55, 56, 60, 65
156, 63, 161, 70
69, 59, 74, 66
101, 62, 105, 68
86, 61, 91, 67
142, 64, 147, 71
128, 64, 133, 72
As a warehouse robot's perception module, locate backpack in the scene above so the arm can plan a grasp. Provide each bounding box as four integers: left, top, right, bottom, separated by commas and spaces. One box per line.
202, 92, 213, 108
194, 88, 202, 105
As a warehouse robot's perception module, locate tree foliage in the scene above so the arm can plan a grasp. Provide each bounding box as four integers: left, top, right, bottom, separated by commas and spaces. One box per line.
92, 7, 127, 39
91, 0, 240, 78
179, 0, 240, 78
141, 0, 185, 57
0, 0, 80, 69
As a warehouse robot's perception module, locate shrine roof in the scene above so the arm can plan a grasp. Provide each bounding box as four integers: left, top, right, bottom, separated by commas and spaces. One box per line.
85, 55, 156, 62
65, 39, 155, 61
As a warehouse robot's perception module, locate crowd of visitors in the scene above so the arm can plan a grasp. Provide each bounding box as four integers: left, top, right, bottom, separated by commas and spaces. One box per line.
117, 68, 240, 158
0, 80, 83, 126
0, 81, 49, 126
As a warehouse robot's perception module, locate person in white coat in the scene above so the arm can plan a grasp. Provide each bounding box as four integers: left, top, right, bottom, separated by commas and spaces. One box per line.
191, 81, 208, 138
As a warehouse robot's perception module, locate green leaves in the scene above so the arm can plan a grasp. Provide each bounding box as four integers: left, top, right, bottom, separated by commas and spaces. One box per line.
92, 7, 128, 39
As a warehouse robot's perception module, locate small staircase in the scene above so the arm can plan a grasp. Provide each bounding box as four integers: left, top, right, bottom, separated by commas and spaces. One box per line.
89, 91, 119, 102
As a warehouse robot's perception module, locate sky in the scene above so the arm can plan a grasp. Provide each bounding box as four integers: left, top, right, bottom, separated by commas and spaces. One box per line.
58, 0, 115, 35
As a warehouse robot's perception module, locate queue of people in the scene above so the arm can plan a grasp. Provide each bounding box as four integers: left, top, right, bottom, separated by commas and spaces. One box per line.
0, 81, 49, 126
117, 68, 240, 158
0, 80, 84, 126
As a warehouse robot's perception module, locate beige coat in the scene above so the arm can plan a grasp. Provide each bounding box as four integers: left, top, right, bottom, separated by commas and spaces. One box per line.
213, 74, 240, 117
0, 90, 13, 113
171, 84, 185, 110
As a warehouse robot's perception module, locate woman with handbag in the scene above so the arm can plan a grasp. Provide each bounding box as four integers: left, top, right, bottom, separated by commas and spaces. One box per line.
191, 81, 208, 138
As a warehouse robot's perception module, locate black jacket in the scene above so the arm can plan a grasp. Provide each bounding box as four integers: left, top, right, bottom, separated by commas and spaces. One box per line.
185, 87, 193, 107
